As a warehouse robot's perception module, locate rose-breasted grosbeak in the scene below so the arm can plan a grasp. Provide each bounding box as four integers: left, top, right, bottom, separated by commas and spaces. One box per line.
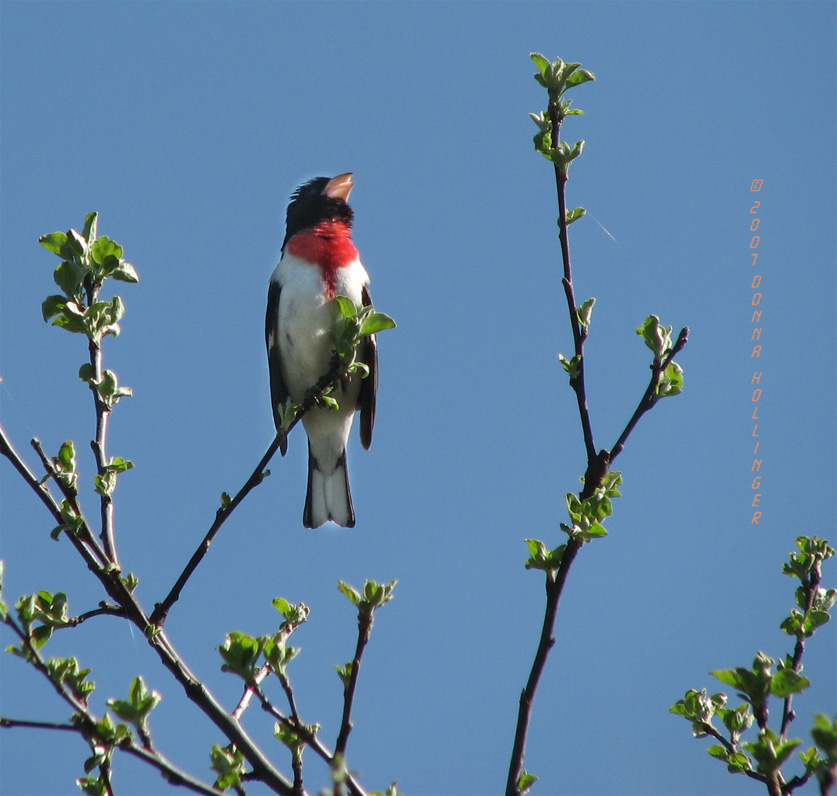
266, 173, 377, 528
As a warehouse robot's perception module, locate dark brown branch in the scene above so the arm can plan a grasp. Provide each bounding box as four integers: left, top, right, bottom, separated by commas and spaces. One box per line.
506, 100, 600, 796
506, 87, 689, 794
67, 602, 127, 626
335, 612, 373, 758
505, 538, 582, 796
1, 714, 229, 796
1, 717, 78, 732
549, 103, 597, 464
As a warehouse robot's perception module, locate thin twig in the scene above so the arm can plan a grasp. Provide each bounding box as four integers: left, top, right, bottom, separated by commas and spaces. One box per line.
29, 437, 111, 567
67, 603, 127, 626
0, 717, 78, 732
1, 714, 230, 796
0, 426, 109, 574
335, 612, 373, 758
233, 665, 272, 721
610, 327, 689, 462
82, 277, 119, 565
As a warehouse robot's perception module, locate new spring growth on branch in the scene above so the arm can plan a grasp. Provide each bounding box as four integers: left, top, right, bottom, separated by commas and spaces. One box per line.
40, 212, 138, 341
529, 53, 594, 175
637, 315, 685, 402
670, 536, 836, 790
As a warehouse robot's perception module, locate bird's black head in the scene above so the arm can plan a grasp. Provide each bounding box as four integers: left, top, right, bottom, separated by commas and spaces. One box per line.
283, 173, 355, 249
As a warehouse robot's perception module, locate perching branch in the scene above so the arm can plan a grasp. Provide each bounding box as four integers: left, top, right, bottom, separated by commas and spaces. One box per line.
151, 433, 283, 625
151, 341, 373, 626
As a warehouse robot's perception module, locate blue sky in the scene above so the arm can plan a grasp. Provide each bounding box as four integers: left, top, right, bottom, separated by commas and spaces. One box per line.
1, 2, 835, 795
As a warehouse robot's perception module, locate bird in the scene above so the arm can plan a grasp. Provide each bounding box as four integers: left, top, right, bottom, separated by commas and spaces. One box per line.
265, 173, 377, 528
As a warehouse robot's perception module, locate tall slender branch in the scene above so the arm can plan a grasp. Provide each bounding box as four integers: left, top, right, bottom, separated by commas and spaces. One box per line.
506, 99, 600, 796
550, 106, 597, 464
507, 57, 689, 796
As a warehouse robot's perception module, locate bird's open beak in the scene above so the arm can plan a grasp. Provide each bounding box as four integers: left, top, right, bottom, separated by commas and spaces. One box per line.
325, 173, 355, 202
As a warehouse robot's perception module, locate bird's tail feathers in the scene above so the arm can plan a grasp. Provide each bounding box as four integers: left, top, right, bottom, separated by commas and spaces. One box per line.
304, 446, 355, 528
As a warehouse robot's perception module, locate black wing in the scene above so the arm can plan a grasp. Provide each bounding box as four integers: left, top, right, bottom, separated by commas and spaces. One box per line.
358, 284, 378, 450
265, 278, 289, 455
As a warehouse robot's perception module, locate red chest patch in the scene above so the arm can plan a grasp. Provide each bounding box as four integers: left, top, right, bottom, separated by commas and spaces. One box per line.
286, 221, 358, 298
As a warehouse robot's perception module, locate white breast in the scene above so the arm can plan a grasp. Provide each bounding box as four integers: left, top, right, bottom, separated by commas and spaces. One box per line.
270, 252, 369, 401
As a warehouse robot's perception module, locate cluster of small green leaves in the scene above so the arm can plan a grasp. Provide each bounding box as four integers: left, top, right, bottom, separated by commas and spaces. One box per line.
218, 594, 309, 683
671, 536, 836, 794
107, 675, 161, 739
525, 473, 622, 575
563, 471, 622, 541
319, 296, 394, 411
215, 596, 315, 790
336, 578, 396, 618
782, 537, 836, 640
40, 211, 137, 340
528, 53, 594, 175
636, 315, 684, 401
12, 589, 71, 649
